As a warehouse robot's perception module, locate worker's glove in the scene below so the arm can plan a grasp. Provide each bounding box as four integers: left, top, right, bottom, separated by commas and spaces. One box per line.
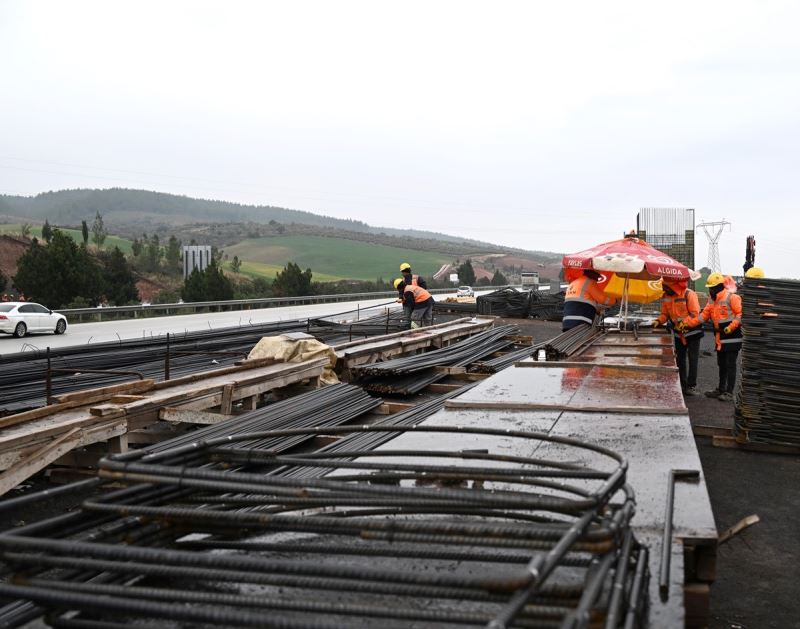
675, 321, 687, 333
395, 298, 403, 303
724, 325, 734, 335
652, 320, 661, 328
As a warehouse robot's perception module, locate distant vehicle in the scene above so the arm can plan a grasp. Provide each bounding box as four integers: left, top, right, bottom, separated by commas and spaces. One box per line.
0, 302, 68, 338
521, 271, 540, 287
456, 286, 474, 297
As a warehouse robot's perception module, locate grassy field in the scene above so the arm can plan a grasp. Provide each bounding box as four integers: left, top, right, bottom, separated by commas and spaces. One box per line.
225, 235, 451, 281
229, 260, 342, 283
0, 224, 134, 254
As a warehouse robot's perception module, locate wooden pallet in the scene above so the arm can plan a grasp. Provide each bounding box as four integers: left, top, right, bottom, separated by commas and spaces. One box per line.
712, 434, 800, 455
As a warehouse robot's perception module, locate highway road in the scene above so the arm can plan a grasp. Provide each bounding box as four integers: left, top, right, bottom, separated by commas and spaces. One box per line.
0, 292, 484, 355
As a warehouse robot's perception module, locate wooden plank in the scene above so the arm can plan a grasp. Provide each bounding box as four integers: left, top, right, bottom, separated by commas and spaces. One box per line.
0, 428, 82, 496
712, 435, 800, 455
160, 407, 235, 425
425, 383, 463, 393
0, 402, 78, 430
692, 425, 731, 438
220, 384, 235, 415
513, 361, 678, 373
332, 317, 476, 351
89, 404, 125, 418
443, 399, 688, 415
448, 372, 490, 382
434, 366, 467, 375
54, 379, 156, 404
109, 395, 147, 403
242, 395, 258, 411
684, 583, 711, 629
506, 335, 534, 345
377, 402, 415, 415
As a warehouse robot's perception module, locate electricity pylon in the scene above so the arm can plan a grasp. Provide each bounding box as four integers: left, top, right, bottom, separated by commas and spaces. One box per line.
697, 220, 730, 273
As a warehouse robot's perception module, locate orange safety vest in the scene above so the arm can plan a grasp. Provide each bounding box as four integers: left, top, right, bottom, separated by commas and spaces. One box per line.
686, 289, 742, 352
563, 276, 615, 327
403, 284, 432, 304
656, 288, 702, 344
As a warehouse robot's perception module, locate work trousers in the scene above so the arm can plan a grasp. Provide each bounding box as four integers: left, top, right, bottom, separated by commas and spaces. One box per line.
402, 305, 413, 329
674, 335, 701, 391
410, 299, 434, 328
716, 349, 740, 394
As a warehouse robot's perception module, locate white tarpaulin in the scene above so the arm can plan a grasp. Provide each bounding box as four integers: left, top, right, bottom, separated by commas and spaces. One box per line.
247, 333, 339, 385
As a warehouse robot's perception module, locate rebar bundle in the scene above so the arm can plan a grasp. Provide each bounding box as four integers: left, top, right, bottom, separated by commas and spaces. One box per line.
0, 420, 650, 628
477, 287, 532, 317
355, 325, 520, 395
528, 290, 566, 321
544, 324, 603, 360
735, 277, 800, 446
471, 344, 543, 374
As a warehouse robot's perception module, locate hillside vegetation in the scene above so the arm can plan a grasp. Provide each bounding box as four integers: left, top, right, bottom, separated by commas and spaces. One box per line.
0, 223, 133, 254
225, 235, 449, 282
0, 188, 549, 254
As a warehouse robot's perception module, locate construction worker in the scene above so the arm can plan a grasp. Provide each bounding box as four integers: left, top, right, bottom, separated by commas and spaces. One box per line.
395, 277, 433, 329
681, 273, 742, 402
399, 263, 428, 289
744, 267, 765, 279
562, 270, 616, 331
652, 279, 703, 396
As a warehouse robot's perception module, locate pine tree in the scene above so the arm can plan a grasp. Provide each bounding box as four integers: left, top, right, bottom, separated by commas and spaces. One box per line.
91, 211, 107, 249
272, 262, 313, 297
41, 219, 53, 244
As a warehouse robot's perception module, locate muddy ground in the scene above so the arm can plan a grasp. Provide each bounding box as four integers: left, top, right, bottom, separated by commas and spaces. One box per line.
2, 319, 799, 627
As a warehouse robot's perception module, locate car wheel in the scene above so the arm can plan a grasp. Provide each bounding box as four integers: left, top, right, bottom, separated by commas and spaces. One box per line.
13, 322, 27, 338
55, 319, 67, 335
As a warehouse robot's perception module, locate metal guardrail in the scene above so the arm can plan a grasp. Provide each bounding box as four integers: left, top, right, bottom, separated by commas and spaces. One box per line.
55, 289, 459, 324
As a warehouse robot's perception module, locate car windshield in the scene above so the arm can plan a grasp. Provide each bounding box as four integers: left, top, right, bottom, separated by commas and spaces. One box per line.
0, 305, 14, 312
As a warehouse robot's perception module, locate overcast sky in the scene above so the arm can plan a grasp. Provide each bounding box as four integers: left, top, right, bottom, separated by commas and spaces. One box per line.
1, 1, 798, 276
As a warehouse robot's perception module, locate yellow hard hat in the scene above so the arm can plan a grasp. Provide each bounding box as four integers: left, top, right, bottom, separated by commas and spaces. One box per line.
399, 262, 411, 271
745, 266, 764, 279
393, 278, 405, 289
705, 272, 725, 288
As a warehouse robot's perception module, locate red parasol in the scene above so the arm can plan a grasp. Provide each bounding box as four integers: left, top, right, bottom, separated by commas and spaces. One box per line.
562, 235, 690, 281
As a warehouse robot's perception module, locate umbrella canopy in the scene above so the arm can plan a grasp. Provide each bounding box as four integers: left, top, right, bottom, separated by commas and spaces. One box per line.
563, 236, 693, 304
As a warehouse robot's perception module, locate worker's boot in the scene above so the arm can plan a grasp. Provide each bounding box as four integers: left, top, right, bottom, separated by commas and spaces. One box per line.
704, 389, 722, 398
684, 386, 698, 396
717, 392, 733, 402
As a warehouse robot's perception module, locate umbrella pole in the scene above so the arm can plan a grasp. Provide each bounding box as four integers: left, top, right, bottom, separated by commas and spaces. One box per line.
620, 276, 630, 330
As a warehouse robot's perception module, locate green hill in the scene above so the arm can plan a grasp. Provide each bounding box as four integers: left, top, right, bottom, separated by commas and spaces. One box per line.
0, 187, 525, 252
0, 224, 133, 254
225, 235, 449, 281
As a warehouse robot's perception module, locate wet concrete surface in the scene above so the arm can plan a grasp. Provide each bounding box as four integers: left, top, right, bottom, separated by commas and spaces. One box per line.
500, 320, 800, 628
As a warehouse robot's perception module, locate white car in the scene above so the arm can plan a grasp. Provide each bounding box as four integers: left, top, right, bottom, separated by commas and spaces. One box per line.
0, 302, 68, 338
456, 286, 474, 297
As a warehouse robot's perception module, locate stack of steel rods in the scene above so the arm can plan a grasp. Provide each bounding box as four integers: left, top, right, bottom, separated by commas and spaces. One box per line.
544, 324, 603, 360
354, 325, 520, 376
735, 277, 800, 446
355, 325, 519, 395
433, 300, 478, 315
471, 343, 544, 373
0, 422, 649, 628
0, 384, 383, 627
477, 287, 532, 317
528, 289, 565, 321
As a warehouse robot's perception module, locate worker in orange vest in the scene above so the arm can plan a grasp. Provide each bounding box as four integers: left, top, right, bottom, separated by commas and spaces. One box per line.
653, 279, 703, 396
399, 262, 427, 289
681, 273, 742, 402
562, 270, 616, 331
395, 278, 433, 329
